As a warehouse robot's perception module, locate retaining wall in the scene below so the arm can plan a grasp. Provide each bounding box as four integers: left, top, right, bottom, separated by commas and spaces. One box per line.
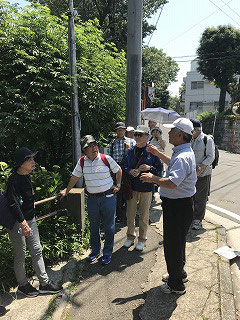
202, 118, 240, 153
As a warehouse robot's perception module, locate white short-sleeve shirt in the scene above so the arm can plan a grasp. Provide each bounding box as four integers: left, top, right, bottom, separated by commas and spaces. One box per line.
72, 153, 120, 194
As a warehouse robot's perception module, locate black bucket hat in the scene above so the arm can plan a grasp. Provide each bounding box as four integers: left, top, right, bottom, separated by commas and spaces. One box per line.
12, 147, 38, 166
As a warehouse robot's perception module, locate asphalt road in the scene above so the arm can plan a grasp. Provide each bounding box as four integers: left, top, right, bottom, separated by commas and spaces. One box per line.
161, 125, 240, 215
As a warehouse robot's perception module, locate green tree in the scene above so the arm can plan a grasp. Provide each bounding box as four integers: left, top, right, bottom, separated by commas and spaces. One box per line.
29, 0, 168, 50
0, 1, 126, 167
142, 47, 179, 108
197, 25, 240, 113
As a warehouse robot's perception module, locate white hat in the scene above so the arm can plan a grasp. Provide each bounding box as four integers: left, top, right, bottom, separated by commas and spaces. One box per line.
126, 126, 135, 132
163, 118, 194, 135
135, 125, 150, 134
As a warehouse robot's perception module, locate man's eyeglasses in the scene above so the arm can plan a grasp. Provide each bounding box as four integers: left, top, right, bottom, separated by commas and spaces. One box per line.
134, 132, 144, 137
86, 142, 98, 148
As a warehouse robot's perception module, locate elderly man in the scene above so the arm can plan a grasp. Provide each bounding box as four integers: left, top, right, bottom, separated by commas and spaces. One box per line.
126, 126, 135, 139
121, 125, 163, 251
140, 118, 197, 295
190, 119, 215, 230
61, 135, 122, 265
109, 122, 135, 223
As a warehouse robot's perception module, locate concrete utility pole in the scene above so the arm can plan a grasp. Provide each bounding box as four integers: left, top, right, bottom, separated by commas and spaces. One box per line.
68, 0, 81, 166
126, 0, 143, 127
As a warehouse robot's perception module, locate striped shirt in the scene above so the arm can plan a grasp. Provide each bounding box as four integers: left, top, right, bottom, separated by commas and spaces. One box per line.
72, 153, 120, 194
109, 136, 136, 163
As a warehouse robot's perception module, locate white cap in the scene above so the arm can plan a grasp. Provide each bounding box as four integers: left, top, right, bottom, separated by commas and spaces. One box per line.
135, 125, 150, 134
163, 118, 194, 135
126, 126, 135, 132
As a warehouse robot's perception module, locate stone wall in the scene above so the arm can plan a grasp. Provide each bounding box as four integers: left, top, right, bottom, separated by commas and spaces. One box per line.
202, 118, 240, 153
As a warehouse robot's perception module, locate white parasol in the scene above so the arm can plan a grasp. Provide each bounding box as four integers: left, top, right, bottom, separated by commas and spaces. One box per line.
141, 107, 180, 124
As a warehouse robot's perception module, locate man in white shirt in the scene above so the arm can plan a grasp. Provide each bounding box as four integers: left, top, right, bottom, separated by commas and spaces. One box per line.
190, 119, 215, 230
61, 135, 122, 265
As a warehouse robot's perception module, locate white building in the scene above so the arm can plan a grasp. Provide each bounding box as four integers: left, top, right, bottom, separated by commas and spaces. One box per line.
183, 59, 231, 118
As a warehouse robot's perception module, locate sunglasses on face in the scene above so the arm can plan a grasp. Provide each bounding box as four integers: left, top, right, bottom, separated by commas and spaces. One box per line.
134, 132, 144, 137
86, 142, 98, 149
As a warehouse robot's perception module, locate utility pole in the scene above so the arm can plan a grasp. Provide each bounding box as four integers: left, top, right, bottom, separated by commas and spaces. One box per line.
126, 0, 143, 127
68, 0, 81, 167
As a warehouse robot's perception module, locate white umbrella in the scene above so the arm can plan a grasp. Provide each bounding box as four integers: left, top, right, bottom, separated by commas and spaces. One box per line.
141, 107, 180, 124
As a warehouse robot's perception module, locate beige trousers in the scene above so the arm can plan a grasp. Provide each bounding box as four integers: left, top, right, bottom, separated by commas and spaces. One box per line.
126, 191, 152, 243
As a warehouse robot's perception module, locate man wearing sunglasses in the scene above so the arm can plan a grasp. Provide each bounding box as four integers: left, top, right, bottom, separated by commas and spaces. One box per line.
140, 118, 197, 295
61, 135, 122, 265
121, 125, 163, 251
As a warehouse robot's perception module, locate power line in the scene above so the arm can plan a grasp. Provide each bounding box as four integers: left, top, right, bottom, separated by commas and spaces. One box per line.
174, 54, 240, 63
220, 0, 240, 19
171, 50, 240, 59
147, 4, 164, 46
162, 0, 233, 47
208, 0, 240, 27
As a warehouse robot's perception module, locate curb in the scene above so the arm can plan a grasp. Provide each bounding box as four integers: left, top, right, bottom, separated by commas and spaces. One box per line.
216, 226, 236, 320
206, 203, 240, 224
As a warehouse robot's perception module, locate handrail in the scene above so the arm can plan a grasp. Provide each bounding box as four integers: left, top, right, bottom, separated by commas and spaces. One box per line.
34, 195, 59, 206
36, 209, 68, 221
0, 195, 67, 235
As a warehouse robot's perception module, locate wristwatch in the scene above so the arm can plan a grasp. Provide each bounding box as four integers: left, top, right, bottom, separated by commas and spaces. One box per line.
116, 183, 121, 188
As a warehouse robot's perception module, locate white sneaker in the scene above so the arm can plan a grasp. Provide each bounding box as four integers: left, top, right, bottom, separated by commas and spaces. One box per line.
123, 239, 134, 248
135, 241, 145, 251
192, 220, 202, 230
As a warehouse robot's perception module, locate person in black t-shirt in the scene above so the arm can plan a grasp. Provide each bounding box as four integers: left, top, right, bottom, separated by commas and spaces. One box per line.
6, 147, 62, 297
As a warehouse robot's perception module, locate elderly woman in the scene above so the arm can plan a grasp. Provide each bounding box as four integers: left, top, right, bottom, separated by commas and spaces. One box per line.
150, 127, 166, 152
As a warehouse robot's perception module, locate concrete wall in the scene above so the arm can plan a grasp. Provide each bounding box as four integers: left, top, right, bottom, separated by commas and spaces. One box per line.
183, 60, 231, 116
202, 118, 240, 153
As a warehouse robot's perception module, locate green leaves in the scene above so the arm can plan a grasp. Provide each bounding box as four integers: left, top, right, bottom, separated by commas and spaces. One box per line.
0, 2, 126, 168
197, 25, 240, 112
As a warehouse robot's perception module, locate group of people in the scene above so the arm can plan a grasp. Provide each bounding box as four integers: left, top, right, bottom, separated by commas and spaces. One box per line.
1, 116, 215, 303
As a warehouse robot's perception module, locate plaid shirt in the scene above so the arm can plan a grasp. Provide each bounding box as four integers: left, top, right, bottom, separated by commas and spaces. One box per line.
109, 136, 135, 163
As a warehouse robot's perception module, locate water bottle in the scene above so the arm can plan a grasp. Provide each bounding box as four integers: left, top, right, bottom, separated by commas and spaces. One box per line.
18, 228, 33, 237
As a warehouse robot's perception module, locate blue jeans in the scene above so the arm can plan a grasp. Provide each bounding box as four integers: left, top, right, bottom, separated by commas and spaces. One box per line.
87, 193, 116, 256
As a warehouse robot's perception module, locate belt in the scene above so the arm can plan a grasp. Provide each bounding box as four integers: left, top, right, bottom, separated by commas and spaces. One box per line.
87, 189, 113, 198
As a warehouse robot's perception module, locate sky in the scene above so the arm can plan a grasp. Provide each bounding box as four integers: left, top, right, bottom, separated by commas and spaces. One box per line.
8, 0, 240, 96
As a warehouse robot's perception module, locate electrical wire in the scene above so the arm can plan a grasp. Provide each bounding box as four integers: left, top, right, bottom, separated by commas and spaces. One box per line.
147, 4, 165, 46
162, 0, 233, 47
220, 0, 240, 19
208, 0, 240, 27
174, 54, 240, 62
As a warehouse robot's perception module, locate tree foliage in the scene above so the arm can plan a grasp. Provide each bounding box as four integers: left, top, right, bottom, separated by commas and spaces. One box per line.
0, 1, 126, 167
197, 25, 240, 112
142, 47, 179, 108
29, 0, 168, 50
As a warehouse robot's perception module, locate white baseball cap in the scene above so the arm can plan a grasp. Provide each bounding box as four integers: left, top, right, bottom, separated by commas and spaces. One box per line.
135, 125, 150, 134
163, 118, 194, 135
126, 126, 135, 132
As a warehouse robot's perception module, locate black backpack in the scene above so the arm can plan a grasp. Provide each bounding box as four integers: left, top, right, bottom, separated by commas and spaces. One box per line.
203, 135, 219, 169
0, 191, 16, 230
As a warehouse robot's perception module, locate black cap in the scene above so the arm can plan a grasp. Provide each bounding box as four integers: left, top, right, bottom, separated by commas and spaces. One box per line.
80, 135, 96, 150
12, 147, 38, 166
115, 122, 126, 130
190, 119, 202, 128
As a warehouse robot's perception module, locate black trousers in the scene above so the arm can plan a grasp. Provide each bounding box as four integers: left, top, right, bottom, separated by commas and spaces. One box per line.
161, 196, 193, 291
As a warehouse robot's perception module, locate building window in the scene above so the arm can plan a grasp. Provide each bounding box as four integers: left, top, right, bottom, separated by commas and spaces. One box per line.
190, 102, 203, 111
191, 81, 204, 89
